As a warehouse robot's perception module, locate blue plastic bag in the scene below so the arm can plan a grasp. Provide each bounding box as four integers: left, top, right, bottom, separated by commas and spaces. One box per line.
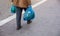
11, 4, 16, 13
23, 6, 35, 21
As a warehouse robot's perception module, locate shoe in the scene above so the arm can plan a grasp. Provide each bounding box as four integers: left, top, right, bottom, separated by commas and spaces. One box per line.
27, 21, 32, 24
16, 26, 22, 30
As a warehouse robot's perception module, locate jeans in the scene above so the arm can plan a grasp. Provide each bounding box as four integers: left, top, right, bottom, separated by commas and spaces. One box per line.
16, 7, 30, 27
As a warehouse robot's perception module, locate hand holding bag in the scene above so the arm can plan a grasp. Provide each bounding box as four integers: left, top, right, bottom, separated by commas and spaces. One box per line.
11, 4, 16, 13
11, 0, 19, 13
23, 5, 35, 21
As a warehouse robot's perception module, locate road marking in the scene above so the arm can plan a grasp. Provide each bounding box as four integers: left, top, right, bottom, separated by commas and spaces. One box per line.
0, 0, 47, 26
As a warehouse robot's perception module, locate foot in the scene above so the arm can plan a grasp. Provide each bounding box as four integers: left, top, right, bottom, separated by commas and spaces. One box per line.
16, 26, 22, 30
27, 21, 32, 24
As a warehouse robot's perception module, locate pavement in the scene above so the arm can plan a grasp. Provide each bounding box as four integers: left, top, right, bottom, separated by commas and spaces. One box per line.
0, 0, 60, 36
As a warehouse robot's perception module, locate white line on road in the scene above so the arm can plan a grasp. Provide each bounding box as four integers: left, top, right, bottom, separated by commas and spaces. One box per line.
0, 0, 47, 26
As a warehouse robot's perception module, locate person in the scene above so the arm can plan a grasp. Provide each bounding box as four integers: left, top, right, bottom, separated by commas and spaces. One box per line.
11, 0, 32, 30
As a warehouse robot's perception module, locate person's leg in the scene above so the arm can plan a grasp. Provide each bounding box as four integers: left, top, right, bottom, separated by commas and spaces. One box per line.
24, 8, 32, 24
16, 7, 22, 30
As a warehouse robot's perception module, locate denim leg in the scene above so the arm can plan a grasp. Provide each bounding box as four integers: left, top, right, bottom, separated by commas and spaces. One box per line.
16, 7, 22, 27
